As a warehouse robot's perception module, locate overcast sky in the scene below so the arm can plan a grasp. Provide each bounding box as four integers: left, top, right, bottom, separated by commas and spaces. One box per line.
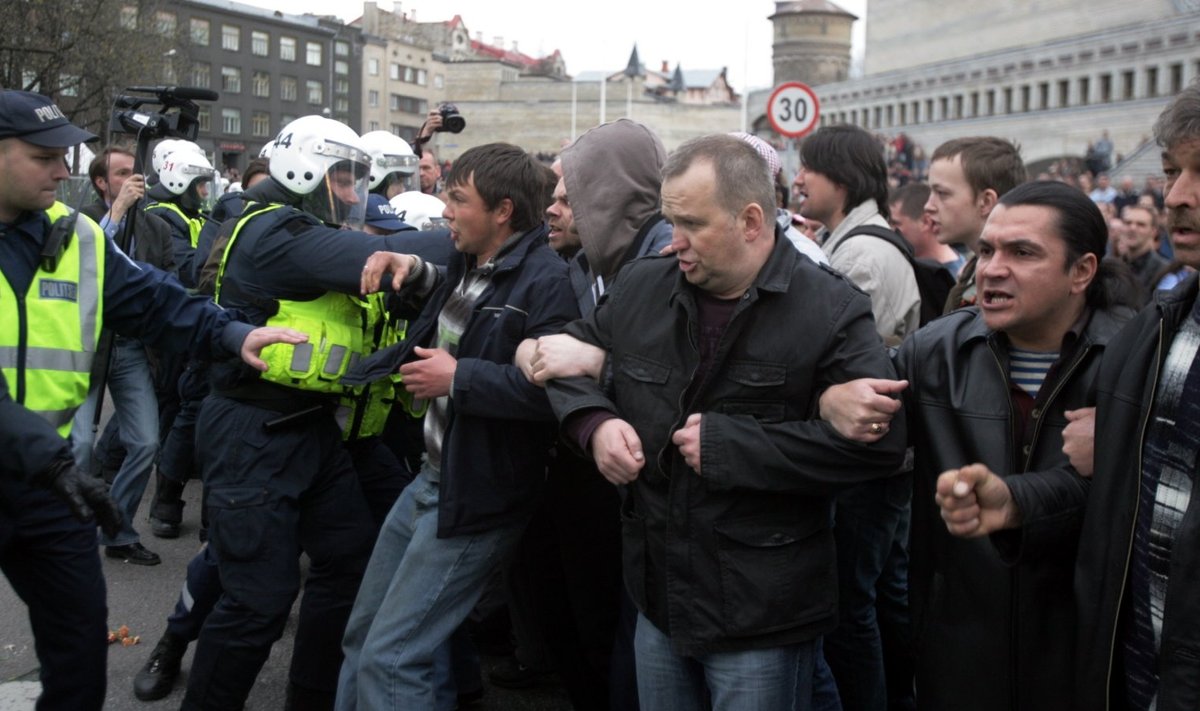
237, 0, 868, 93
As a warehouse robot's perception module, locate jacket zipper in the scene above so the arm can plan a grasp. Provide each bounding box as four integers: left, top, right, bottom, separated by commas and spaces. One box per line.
15, 290, 27, 404
986, 341, 1022, 708
1104, 318, 1164, 710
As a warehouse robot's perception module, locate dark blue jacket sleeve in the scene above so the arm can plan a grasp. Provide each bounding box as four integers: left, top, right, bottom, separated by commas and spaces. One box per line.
0, 371, 71, 481
102, 237, 252, 359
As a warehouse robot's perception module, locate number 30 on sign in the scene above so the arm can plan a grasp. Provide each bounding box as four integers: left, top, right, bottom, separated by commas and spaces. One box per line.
767, 82, 820, 139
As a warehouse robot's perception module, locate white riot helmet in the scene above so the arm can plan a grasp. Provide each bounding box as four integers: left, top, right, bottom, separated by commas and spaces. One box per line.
360, 130, 418, 194
389, 191, 449, 231
151, 139, 201, 176
269, 115, 371, 229
158, 147, 215, 213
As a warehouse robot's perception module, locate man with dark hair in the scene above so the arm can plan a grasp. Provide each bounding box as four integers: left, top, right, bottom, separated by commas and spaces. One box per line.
925, 136, 1026, 311
336, 142, 577, 709
542, 133, 905, 711
794, 124, 920, 711
72, 145, 178, 565
889, 182, 965, 277
798, 125, 921, 346
823, 180, 1136, 709
1067, 79, 1200, 711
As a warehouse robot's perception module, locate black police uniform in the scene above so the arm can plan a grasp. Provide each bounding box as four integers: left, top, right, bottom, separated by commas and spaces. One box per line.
181, 178, 450, 709
0, 209, 258, 710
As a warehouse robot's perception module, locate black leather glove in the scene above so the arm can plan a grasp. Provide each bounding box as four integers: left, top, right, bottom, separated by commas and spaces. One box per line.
33, 458, 123, 539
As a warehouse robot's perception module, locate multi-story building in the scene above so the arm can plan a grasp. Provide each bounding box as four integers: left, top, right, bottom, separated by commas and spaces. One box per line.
353, 2, 443, 143
151, 0, 362, 172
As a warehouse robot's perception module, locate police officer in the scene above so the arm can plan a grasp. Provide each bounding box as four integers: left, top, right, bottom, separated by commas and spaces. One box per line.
145, 139, 212, 287
181, 115, 445, 710
0, 89, 305, 711
361, 129, 419, 200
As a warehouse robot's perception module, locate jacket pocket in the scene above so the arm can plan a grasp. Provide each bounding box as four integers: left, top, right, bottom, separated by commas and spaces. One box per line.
713, 514, 835, 637
617, 353, 671, 385
481, 305, 528, 346
205, 486, 271, 562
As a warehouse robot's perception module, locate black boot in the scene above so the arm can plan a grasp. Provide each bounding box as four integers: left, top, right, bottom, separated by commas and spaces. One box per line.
149, 472, 186, 539
133, 631, 188, 701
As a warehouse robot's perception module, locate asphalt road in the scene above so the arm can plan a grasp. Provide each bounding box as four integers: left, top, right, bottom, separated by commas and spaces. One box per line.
0, 405, 573, 710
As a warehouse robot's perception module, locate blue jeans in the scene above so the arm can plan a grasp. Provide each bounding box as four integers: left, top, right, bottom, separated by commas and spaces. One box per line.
633, 613, 816, 711
336, 464, 527, 710
72, 338, 159, 547
824, 474, 912, 711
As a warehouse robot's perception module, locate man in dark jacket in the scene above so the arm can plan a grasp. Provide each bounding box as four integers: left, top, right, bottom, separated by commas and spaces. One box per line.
823, 180, 1136, 710
1070, 80, 1200, 711
542, 134, 906, 711
336, 143, 577, 709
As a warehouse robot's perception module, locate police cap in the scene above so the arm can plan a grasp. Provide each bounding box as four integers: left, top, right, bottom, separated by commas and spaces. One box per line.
0, 90, 98, 147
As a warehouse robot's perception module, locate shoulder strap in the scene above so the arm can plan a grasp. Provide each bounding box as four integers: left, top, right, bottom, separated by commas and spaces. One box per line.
833, 224, 915, 264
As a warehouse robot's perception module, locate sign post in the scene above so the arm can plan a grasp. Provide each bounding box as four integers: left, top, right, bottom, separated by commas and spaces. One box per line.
767, 82, 821, 139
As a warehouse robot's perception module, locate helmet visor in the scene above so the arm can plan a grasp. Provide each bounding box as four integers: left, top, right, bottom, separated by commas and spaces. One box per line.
302, 158, 370, 229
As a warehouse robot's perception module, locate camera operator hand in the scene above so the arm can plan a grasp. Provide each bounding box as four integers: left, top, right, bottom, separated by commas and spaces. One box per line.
33, 458, 123, 539
417, 109, 443, 142
109, 172, 145, 227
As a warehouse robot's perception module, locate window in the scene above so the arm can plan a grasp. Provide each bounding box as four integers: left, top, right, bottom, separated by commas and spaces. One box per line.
280, 36, 296, 61
1099, 74, 1112, 103
1078, 76, 1090, 105
252, 71, 270, 98
1003, 87, 1013, 112
335, 97, 349, 113
368, 90, 379, 107
252, 31, 269, 56
368, 58, 379, 76
252, 111, 271, 137
221, 108, 241, 134
221, 24, 239, 51
335, 60, 349, 75
198, 106, 211, 132
1170, 63, 1184, 95
1038, 82, 1049, 110
969, 92, 979, 117
368, 120, 380, 131
434, 74, 444, 90
335, 78, 349, 94
404, 66, 415, 83
1020, 85, 1031, 112
390, 63, 400, 80
190, 62, 211, 88
1146, 66, 1159, 98
221, 66, 241, 93
335, 41, 349, 56
1122, 70, 1135, 100
938, 97, 948, 120
119, 5, 137, 30
306, 80, 323, 105
190, 18, 209, 45
154, 11, 176, 36
1059, 80, 1070, 107
281, 76, 298, 101
416, 69, 427, 86
59, 74, 80, 97
390, 94, 427, 115
162, 60, 177, 84
306, 41, 322, 66
280, 114, 296, 129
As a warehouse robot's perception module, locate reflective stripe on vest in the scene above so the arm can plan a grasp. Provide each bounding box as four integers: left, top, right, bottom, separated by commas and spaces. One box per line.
0, 202, 105, 436
147, 201, 204, 248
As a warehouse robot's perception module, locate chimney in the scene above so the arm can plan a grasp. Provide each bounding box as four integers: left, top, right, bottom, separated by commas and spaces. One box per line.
494, 35, 503, 48
409, 8, 416, 20
475, 31, 483, 42
661, 60, 669, 73
511, 40, 519, 52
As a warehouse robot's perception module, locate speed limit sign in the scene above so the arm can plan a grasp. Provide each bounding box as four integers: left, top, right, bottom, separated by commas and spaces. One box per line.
767, 82, 820, 138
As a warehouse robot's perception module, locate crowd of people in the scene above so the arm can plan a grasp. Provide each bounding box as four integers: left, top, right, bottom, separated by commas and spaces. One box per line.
1, 77, 1199, 711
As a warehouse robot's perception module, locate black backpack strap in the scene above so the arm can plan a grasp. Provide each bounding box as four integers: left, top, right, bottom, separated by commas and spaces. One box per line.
831, 224, 915, 264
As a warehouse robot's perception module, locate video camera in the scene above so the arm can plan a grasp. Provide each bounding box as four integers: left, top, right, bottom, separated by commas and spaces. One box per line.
109, 85, 218, 140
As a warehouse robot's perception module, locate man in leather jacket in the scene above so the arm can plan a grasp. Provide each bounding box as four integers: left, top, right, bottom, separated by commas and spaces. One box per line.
821, 180, 1137, 710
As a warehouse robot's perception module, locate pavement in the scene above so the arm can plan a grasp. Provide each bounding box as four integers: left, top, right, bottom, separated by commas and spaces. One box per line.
0, 406, 572, 709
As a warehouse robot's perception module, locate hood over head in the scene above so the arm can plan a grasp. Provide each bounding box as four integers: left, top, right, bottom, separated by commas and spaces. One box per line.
561, 118, 666, 281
